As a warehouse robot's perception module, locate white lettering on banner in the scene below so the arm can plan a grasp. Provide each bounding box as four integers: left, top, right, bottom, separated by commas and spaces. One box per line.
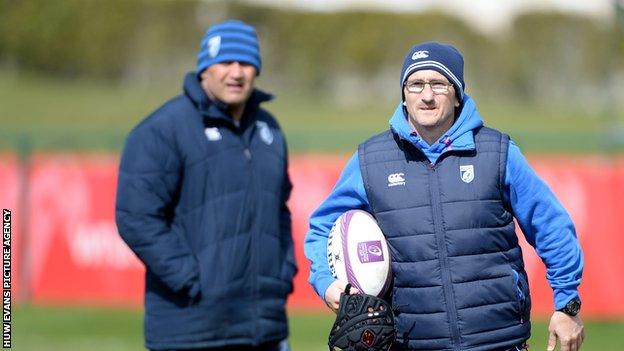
27, 159, 92, 285
69, 222, 142, 270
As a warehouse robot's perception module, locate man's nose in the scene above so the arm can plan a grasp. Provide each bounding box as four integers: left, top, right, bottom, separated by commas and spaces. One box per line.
230, 62, 244, 77
420, 84, 435, 100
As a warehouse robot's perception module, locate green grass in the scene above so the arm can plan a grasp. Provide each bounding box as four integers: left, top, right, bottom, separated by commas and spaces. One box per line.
0, 72, 622, 153
14, 305, 624, 351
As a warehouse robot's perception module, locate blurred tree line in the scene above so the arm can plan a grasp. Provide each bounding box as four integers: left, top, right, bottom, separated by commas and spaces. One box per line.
1, 0, 622, 106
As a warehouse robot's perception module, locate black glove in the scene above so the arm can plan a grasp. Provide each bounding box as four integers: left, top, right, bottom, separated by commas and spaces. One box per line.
328, 284, 396, 351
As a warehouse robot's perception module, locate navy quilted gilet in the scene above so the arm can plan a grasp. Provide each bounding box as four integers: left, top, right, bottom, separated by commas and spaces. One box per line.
358, 127, 531, 351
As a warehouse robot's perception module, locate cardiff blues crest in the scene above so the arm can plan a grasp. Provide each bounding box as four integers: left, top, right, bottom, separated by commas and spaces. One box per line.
256, 121, 274, 145
459, 165, 474, 183
208, 36, 221, 58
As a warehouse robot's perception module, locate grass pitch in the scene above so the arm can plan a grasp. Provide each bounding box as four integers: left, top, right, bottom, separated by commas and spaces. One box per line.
14, 305, 624, 351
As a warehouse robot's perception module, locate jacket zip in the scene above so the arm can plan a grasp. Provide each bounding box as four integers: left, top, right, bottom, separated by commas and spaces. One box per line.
428, 163, 462, 350
241, 123, 259, 345
227, 120, 258, 344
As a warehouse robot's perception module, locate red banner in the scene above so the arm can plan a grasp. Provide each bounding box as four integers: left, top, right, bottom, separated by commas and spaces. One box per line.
2, 153, 623, 316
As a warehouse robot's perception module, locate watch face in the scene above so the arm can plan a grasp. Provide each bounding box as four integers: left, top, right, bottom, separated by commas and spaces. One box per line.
565, 299, 581, 315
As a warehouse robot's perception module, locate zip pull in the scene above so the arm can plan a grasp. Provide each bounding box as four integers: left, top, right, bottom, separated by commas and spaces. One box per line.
244, 148, 252, 160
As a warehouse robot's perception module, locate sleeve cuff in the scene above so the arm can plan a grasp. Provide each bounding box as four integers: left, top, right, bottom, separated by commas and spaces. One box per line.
316, 275, 336, 300
554, 288, 580, 310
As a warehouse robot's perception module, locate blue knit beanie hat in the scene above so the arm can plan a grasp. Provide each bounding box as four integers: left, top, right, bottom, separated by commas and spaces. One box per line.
400, 42, 465, 101
197, 20, 261, 75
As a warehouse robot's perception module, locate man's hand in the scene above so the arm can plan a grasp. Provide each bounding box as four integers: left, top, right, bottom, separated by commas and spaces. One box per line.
547, 311, 585, 351
324, 280, 359, 313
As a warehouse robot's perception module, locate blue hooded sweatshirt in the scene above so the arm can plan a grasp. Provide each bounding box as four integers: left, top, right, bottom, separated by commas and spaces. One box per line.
304, 95, 583, 311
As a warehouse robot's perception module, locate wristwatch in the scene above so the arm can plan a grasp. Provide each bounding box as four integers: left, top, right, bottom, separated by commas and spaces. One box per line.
558, 299, 581, 316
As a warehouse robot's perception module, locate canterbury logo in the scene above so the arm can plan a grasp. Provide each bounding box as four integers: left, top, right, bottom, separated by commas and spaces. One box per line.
412, 50, 429, 60
387, 173, 405, 187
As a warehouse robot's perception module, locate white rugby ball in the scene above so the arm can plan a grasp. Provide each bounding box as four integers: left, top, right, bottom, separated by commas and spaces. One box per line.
327, 209, 392, 297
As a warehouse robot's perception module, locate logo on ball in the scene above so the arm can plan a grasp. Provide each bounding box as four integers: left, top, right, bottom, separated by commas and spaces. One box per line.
357, 240, 384, 263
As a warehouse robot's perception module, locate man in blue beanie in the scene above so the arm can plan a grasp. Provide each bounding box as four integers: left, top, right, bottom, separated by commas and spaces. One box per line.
116, 20, 295, 351
305, 42, 585, 351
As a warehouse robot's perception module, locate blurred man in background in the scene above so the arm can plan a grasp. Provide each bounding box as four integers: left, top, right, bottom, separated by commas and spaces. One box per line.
305, 42, 584, 351
116, 20, 296, 351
